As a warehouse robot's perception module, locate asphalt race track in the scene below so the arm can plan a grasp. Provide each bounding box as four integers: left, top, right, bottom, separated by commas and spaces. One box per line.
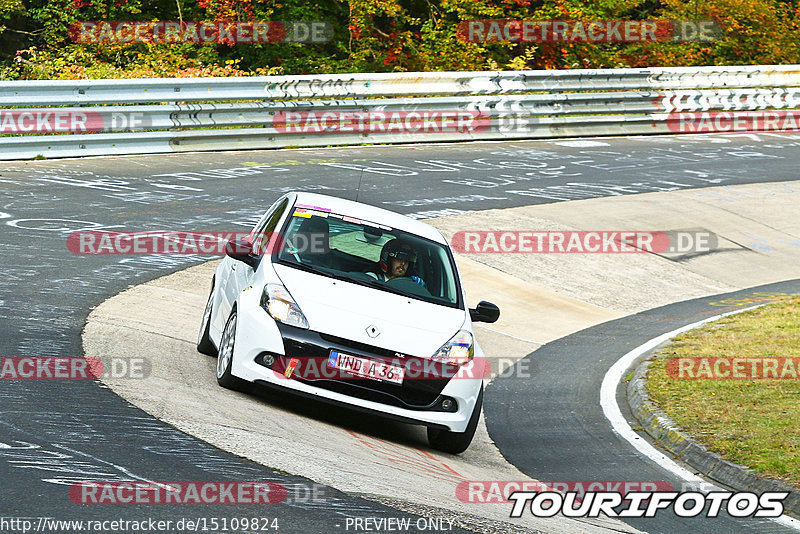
1, 132, 800, 532
486, 279, 800, 534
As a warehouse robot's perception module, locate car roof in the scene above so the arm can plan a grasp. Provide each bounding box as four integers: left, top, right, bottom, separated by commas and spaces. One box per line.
291, 192, 447, 245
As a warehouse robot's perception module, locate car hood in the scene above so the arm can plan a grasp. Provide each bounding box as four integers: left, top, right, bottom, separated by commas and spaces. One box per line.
274, 264, 465, 357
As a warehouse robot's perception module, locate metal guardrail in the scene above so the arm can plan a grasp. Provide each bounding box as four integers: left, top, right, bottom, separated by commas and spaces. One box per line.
1, 65, 799, 160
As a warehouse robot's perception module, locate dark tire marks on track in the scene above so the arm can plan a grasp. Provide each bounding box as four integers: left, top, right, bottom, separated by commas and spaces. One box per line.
2, 134, 800, 532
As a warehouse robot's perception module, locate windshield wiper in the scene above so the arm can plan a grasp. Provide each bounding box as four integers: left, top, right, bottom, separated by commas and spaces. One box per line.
279, 259, 374, 286
355, 278, 413, 298
279, 258, 424, 300
278, 258, 331, 278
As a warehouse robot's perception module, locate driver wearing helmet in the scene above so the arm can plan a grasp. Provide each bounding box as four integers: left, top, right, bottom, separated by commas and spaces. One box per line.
368, 239, 426, 287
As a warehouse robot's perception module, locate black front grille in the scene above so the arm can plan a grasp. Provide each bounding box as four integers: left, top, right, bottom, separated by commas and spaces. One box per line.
273, 324, 452, 410
319, 332, 400, 358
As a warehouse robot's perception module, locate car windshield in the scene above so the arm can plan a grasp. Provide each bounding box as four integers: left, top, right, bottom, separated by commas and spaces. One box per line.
275, 207, 461, 308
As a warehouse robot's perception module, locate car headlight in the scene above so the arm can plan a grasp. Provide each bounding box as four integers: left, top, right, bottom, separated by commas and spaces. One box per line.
260, 283, 309, 329
432, 330, 474, 366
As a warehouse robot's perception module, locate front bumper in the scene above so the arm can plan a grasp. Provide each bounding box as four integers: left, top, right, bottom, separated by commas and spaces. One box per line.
269, 323, 457, 410
230, 296, 482, 432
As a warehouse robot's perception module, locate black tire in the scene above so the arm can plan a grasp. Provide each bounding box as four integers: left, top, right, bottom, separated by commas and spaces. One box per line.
197, 281, 217, 356
216, 310, 252, 392
427, 385, 483, 454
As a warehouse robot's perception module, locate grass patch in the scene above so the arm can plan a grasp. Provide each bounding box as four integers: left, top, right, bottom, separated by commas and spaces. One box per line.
646, 295, 800, 487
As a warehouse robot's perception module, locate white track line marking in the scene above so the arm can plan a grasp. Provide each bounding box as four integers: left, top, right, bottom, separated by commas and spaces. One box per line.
600, 305, 800, 530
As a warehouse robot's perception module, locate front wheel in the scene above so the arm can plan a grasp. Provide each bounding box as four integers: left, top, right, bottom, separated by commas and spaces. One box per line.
216, 310, 251, 392
427, 385, 483, 454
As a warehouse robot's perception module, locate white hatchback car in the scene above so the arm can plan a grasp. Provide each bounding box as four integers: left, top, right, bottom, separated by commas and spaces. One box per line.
197, 192, 499, 453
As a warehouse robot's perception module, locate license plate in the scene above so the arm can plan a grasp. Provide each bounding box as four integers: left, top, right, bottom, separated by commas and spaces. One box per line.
328, 350, 404, 385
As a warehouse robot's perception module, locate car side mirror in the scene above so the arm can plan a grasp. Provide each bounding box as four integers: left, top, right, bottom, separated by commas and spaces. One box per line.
469, 301, 500, 323
225, 238, 260, 269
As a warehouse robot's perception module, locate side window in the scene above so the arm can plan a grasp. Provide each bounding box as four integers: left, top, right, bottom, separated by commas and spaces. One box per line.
255, 199, 288, 253
251, 198, 282, 236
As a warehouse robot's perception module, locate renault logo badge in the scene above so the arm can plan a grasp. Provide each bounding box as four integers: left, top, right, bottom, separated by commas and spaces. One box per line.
366, 325, 380, 338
